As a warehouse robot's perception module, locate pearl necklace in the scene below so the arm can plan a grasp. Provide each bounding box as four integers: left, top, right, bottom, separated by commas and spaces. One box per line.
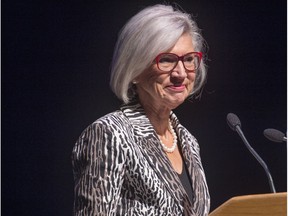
158, 120, 177, 153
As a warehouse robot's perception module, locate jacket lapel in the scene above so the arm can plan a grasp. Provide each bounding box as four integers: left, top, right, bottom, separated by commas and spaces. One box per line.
172, 112, 210, 215
121, 102, 194, 214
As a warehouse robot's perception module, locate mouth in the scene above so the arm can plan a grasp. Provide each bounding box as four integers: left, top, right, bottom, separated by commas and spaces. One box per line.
167, 83, 186, 91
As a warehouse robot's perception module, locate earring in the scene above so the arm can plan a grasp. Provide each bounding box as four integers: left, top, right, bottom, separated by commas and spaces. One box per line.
132, 80, 138, 84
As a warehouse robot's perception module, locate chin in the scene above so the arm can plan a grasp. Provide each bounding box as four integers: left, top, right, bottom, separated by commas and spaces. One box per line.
168, 98, 186, 109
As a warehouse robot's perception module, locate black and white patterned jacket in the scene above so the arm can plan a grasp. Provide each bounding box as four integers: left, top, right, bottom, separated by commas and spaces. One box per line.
72, 102, 210, 215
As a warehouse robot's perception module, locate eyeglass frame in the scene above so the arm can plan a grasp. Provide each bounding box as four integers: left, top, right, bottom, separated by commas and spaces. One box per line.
154, 52, 203, 73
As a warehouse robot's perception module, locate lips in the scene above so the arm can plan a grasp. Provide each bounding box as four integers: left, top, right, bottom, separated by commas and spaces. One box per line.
167, 84, 186, 91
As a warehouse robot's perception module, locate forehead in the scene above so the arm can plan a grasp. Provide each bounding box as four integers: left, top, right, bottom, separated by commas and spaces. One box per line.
167, 33, 194, 55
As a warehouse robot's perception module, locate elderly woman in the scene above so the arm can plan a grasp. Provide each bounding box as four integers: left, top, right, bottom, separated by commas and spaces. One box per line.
72, 4, 210, 216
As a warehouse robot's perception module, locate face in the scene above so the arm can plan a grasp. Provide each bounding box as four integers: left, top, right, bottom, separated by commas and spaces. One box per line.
135, 33, 197, 110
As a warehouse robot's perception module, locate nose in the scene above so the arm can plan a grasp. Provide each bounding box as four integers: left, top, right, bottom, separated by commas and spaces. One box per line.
170, 61, 187, 78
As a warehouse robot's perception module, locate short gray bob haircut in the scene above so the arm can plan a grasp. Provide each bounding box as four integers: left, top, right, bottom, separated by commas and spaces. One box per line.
110, 4, 207, 104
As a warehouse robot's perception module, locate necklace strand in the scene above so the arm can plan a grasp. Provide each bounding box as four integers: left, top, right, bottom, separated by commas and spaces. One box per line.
158, 120, 177, 153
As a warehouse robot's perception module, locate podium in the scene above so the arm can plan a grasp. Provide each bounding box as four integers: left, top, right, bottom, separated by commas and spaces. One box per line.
209, 192, 287, 216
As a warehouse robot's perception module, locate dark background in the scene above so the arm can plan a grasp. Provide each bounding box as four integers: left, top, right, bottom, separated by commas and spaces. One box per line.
2, 0, 287, 215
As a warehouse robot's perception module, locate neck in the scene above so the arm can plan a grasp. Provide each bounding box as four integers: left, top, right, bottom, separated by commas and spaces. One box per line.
139, 101, 171, 135
138, 100, 178, 153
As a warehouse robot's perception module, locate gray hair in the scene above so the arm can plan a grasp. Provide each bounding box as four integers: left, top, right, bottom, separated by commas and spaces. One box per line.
110, 4, 207, 104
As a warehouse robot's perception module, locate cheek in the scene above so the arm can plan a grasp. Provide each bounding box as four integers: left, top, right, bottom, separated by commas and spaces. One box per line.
187, 73, 196, 90
187, 73, 196, 84
146, 74, 168, 98
142, 70, 166, 86
188, 72, 196, 81
137, 71, 164, 92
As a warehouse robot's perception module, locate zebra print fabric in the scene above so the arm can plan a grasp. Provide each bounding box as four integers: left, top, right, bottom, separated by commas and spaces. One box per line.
72, 102, 210, 215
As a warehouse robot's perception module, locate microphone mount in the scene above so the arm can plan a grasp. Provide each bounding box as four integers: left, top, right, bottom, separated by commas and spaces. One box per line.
227, 113, 276, 193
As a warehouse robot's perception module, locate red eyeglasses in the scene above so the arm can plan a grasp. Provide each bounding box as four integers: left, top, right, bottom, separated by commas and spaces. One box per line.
155, 52, 202, 72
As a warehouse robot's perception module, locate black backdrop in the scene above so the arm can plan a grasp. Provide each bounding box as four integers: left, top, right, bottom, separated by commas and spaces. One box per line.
2, 0, 287, 215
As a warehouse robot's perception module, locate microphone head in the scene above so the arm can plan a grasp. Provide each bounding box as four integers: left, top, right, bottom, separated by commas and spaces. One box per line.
227, 113, 241, 131
263, 128, 285, 143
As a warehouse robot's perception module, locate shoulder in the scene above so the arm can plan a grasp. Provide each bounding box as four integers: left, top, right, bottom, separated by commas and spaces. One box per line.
170, 112, 200, 150
94, 110, 129, 128
79, 110, 131, 139
171, 112, 196, 138
73, 110, 132, 159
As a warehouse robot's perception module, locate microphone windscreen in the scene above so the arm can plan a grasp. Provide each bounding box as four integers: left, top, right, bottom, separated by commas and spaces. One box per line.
263, 128, 285, 143
227, 113, 241, 131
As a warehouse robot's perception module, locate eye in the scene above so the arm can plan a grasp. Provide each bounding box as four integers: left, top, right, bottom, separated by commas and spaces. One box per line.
159, 55, 177, 63
183, 54, 195, 63
184, 56, 193, 63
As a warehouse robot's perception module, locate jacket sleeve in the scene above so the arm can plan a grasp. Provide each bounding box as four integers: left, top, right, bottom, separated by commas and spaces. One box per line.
72, 121, 126, 216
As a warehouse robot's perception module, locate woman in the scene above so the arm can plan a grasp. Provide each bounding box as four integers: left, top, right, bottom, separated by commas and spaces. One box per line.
72, 4, 210, 215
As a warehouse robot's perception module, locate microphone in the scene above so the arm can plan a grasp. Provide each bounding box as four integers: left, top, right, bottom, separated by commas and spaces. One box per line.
263, 128, 287, 143
226, 113, 276, 193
